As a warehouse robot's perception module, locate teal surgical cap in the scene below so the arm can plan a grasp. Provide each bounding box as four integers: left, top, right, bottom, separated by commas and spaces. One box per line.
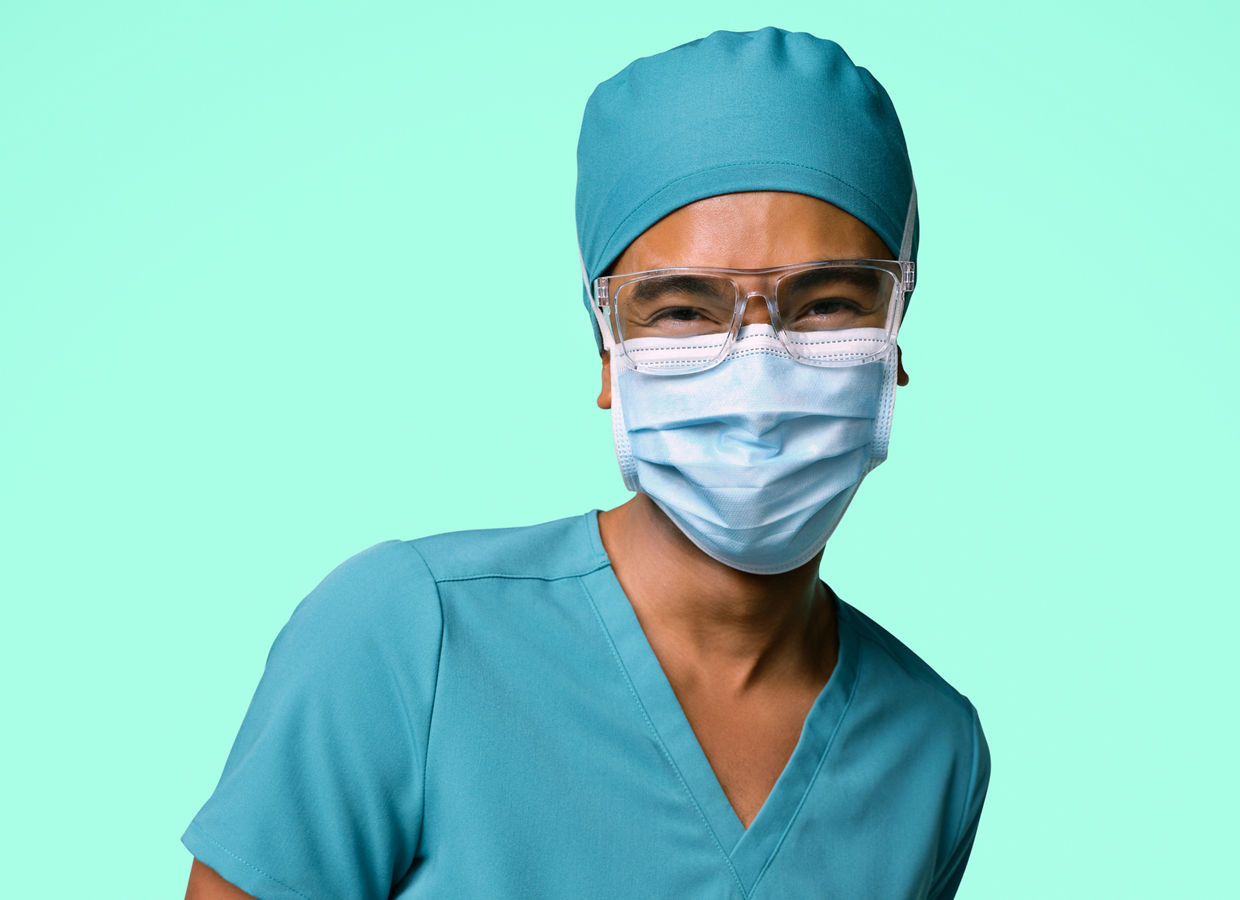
575, 27, 918, 351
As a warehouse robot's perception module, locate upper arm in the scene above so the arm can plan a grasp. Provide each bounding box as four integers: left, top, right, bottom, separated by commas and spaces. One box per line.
181, 540, 444, 899
185, 858, 258, 900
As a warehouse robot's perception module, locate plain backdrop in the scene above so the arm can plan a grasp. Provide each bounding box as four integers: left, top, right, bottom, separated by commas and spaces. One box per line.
2, 1, 1236, 896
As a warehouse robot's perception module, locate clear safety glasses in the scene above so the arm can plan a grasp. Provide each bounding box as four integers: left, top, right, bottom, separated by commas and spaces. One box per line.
592, 258, 915, 374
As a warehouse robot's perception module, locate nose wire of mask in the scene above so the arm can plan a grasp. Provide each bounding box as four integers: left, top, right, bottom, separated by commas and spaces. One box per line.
594, 184, 917, 574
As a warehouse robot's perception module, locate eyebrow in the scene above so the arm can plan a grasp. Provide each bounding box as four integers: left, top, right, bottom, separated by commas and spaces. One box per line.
627, 275, 730, 304
780, 266, 885, 294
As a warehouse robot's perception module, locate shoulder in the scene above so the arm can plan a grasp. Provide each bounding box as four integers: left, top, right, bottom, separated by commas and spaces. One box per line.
840, 599, 989, 770
279, 538, 444, 657
281, 512, 605, 652
843, 601, 977, 712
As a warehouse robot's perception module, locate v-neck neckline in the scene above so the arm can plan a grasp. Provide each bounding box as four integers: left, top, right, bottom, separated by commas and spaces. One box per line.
579, 510, 861, 893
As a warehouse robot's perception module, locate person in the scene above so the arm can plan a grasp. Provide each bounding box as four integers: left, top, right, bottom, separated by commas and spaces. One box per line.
184, 27, 990, 900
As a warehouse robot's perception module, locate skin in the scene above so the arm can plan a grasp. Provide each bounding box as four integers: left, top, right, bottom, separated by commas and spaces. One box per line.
185, 858, 255, 899
184, 190, 909, 898
596, 190, 907, 829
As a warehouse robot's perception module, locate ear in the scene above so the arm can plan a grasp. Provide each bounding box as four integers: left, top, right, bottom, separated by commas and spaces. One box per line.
897, 345, 909, 387
597, 349, 612, 409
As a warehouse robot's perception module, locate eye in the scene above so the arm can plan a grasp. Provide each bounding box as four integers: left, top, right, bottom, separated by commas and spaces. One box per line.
617, 274, 736, 337
790, 296, 866, 323
803, 298, 860, 317
776, 265, 894, 331
650, 306, 708, 322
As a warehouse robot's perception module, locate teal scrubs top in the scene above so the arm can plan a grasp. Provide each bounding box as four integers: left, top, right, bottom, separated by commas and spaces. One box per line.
183, 511, 989, 899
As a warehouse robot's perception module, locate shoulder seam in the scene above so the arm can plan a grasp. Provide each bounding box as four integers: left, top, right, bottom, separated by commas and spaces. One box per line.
927, 701, 987, 898
430, 560, 612, 585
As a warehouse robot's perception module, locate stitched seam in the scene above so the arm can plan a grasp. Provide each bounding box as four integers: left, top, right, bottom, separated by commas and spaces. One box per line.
748, 660, 862, 895
379, 646, 419, 872
433, 564, 610, 585
782, 335, 889, 348
629, 339, 728, 356
634, 348, 881, 369
403, 542, 445, 866
188, 824, 313, 899
599, 161, 898, 267
630, 340, 887, 370
628, 336, 886, 354
955, 707, 980, 845
929, 704, 984, 897
577, 574, 749, 898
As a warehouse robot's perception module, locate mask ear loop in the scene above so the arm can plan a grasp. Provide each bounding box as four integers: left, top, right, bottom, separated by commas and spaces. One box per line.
868, 178, 916, 470
582, 245, 640, 489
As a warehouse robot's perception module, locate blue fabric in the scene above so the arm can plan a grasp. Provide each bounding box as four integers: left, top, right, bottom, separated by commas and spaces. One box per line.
576, 28, 919, 350
183, 512, 989, 899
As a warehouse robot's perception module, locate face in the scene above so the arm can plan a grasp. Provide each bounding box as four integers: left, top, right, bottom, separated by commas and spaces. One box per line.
597, 191, 909, 409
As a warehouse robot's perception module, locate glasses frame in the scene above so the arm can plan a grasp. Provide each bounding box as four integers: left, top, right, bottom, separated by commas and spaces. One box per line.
592, 258, 916, 375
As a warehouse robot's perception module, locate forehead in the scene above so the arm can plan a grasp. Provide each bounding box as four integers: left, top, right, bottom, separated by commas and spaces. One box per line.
612, 191, 892, 274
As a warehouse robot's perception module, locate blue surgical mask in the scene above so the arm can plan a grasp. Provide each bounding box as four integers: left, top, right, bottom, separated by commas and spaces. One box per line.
609, 325, 896, 574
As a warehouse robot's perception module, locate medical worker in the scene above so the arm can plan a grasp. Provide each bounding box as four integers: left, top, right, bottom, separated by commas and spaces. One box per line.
185, 27, 990, 900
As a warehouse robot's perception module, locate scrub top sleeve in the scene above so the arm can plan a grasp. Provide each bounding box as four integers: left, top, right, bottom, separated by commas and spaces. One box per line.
929, 703, 992, 900
183, 540, 443, 900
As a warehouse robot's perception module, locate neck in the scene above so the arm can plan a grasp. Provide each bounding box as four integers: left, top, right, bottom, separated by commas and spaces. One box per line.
598, 494, 837, 692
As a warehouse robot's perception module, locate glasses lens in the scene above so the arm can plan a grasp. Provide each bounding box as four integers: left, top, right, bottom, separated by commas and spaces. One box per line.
613, 274, 737, 341
775, 264, 897, 332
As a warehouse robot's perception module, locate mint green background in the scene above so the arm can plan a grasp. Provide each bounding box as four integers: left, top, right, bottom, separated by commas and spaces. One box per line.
2, 2, 1236, 896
